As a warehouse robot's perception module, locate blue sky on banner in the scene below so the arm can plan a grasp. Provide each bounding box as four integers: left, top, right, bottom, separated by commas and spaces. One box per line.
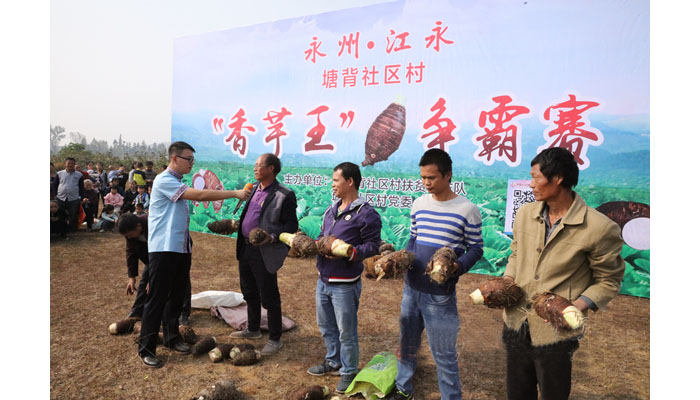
172, 0, 649, 173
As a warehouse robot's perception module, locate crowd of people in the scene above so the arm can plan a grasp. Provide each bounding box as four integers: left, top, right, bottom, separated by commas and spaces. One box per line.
50, 142, 625, 400
50, 159, 159, 237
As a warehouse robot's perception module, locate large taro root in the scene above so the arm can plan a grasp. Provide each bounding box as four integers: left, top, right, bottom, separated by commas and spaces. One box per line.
317, 235, 354, 258
207, 219, 240, 235
179, 325, 199, 345
362, 102, 406, 167
532, 292, 585, 331
108, 316, 140, 335
192, 336, 217, 355
209, 343, 236, 363
292, 385, 330, 400
425, 247, 459, 285
470, 277, 524, 308
190, 380, 248, 400
228, 343, 255, 358
379, 241, 395, 255
280, 232, 318, 257
231, 348, 261, 366
374, 250, 414, 281
248, 227, 273, 246
363, 254, 383, 279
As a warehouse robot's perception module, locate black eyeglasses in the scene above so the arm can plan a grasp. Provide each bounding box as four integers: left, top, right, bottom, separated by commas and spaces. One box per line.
176, 155, 195, 164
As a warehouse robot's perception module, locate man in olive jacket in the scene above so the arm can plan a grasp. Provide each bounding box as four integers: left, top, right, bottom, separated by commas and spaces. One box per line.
502, 147, 625, 400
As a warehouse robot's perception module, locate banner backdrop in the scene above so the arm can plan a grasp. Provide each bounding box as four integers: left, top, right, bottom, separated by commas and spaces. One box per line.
172, 0, 650, 297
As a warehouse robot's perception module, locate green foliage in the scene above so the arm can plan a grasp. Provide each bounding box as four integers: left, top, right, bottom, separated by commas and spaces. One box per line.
184, 161, 651, 298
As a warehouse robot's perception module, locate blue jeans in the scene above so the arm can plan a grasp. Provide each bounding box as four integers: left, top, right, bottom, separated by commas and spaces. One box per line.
316, 279, 361, 376
395, 284, 461, 399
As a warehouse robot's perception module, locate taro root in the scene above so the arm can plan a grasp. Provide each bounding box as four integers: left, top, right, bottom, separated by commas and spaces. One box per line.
317, 235, 354, 258
280, 232, 318, 257
362, 102, 406, 167
230, 348, 261, 366
227, 343, 255, 358
190, 379, 248, 400
207, 219, 240, 235
292, 385, 330, 400
248, 227, 272, 246
596, 201, 650, 229
425, 247, 459, 284
469, 277, 524, 308
363, 254, 383, 278
191, 169, 226, 214
179, 325, 199, 345
374, 250, 414, 281
108, 316, 140, 335
532, 292, 585, 331
192, 336, 217, 355
208, 343, 236, 363
379, 241, 395, 255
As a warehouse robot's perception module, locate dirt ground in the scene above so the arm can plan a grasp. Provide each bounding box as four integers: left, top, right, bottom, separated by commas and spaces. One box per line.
50, 229, 649, 400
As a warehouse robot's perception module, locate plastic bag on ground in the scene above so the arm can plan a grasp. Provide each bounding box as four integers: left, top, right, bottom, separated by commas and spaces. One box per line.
345, 352, 398, 399
190, 290, 244, 308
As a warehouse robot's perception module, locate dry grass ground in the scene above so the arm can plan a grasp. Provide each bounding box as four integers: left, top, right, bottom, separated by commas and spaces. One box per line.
50, 230, 649, 399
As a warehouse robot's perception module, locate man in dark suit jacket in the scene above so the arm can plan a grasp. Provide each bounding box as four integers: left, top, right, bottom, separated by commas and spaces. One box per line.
231, 153, 298, 355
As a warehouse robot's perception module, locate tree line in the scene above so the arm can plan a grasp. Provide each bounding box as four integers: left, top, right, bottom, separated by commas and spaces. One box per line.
50, 125, 169, 168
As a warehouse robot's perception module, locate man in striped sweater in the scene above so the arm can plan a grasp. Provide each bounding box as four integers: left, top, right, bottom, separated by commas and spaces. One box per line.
388, 149, 484, 400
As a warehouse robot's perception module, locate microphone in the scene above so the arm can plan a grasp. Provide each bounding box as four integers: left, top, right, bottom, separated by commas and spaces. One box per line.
233, 183, 254, 215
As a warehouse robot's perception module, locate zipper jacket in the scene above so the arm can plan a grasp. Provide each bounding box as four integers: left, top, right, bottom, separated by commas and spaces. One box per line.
316, 198, 382, 283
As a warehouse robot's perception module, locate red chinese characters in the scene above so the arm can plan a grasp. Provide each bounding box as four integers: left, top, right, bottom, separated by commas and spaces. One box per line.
338, 32, 360, 59
262, 107, 292, 157
424, 21, 453, 52
473, 95, 530, 167
223, 109, 256, 158
362, 65, 380, 86
406, 61, 425, 84
540, 94, 602, 169
304, 105, 335, 154
386, 29, 411, 53
304, 36, 326, 64
420, 98, 459, 151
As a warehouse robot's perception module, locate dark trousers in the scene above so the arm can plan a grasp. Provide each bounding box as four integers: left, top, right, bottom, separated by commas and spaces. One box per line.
57, 198, 81, 232
502, 321, 579, 400
83, 203, 98, 230
238, 243, 282, 341
129, 263, 191, 319
138, 252, 191, 358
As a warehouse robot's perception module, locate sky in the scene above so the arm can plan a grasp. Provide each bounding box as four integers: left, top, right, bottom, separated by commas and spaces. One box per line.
50, 0, 393, 145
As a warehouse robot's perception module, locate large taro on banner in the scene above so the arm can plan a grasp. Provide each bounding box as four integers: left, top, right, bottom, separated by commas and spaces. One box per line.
172, 0, 650, 297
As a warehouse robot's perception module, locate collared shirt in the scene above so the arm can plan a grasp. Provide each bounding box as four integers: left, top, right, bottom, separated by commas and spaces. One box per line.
147, 167, 192, 253
56, 170, 83, 201
241, 184, 272, 238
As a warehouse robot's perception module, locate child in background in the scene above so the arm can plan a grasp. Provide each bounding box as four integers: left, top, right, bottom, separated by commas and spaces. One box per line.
122, 180, 138, 214
50, 200, 69, 238
104, 185, 124, 215
134, 185, 149, 210
94, 204, 118, 232
134, 203, 146, 215
82, 180, 100, 230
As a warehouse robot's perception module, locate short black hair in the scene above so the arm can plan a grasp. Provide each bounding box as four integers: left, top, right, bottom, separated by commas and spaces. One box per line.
103, 204, 115, 213
419, 148, 452, 179
168, 141, 196, 157
334, 162, 361, 190
145, 161, 153, 167
118, 212, 142, 234
261, 153, 281, 175
65, 157, 76, 162
136, 162, 144, 168
530, 147, 579, 190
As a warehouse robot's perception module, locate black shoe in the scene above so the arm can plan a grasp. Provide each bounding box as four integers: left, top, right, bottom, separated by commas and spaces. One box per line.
178, 315, 190, 326
141, 356, 164, 368
335, 373, 357, 394
126, 313, 142, 321
165, 342, 191, 354
385, 388, 413, 400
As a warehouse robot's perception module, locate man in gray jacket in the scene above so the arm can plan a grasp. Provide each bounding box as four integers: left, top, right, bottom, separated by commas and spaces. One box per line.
231, 153, 298, 355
